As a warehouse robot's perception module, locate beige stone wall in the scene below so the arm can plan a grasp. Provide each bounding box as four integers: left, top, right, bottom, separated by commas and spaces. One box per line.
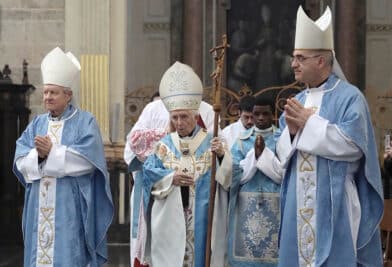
366, 0, 392, 159
0, 0, 65, 117
125, 0, 171, 135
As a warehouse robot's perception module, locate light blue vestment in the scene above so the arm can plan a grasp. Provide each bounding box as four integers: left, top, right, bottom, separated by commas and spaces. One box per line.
277, 74, 383, 266
13, 105, 114, 267
229, 127, 280, 267
143, 128, 218, 267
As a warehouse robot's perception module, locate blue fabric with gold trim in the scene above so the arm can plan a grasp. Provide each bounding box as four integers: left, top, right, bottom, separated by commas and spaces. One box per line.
277, 74, 383, 266
143, 127, 214, 267
13, 105, 113, 267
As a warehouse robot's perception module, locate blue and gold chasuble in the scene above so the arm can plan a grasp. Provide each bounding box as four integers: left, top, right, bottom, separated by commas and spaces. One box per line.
229, 126, 280, 267
13, 105, 113, 267
277, 74, 383, 267
143, 127, 228, 267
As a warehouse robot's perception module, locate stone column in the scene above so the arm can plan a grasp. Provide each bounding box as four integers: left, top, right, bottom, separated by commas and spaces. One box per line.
109, 0, 127, 143
171, 0, 184, 62
183, 0, 203, 78
336, 0, 358, 85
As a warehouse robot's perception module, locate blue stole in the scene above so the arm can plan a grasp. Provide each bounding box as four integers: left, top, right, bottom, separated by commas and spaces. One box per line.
143, 128, 213, 267
228, 127, 280, 267
13, 105, 113, 267
277, 74, 383, 266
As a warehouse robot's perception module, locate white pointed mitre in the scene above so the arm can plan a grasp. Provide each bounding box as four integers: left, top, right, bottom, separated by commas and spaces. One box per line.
295, 6, 334, 50
159, 61, 203, 111
41, 47, 81, 88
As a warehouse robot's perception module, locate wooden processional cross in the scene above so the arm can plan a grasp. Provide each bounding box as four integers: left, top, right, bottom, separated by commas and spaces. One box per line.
204, 34, 229, 267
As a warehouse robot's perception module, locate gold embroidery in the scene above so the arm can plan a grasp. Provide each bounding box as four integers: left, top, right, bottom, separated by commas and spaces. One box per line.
179, 141, 190, 156
159, 143, 211, 182
299, 208, 315, 266
299, 151, 314, 172
157, 143, 168, 158
189, 185, 196, 195
184, 200, 195, 267
49, 123, 62, 144
38, 207, 55, 264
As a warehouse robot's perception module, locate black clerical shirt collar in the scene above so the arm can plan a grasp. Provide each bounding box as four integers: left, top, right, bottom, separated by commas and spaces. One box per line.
314, 77, 329, 88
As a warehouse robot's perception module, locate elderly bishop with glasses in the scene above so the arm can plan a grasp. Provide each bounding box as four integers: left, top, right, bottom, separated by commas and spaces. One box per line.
257, 6, 383, 267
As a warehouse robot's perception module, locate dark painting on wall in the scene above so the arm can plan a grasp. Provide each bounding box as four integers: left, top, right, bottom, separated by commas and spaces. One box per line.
227, 0, 304, 93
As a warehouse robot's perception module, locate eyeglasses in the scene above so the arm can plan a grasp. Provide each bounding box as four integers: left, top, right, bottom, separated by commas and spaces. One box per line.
290, 54, 321, 64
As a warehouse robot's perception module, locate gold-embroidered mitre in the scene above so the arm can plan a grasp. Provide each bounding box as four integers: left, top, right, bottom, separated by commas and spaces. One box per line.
159, 61, 203, 111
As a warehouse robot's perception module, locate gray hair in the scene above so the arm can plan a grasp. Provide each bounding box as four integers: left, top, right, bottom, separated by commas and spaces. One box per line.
317, 50, 334, 67
63, 87, 76, 106
169, 109, 199, 119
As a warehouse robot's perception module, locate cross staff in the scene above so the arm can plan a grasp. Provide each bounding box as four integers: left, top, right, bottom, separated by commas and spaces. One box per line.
205, 34, 229, 267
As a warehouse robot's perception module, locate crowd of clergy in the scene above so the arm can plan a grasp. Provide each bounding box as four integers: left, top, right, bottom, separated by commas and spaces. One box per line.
13, 5, 384, 267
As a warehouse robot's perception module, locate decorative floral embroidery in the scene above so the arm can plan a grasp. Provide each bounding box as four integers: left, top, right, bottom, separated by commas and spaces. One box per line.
159, 143, 211, 181
234, 193, 279, 262
298, 151, 317, 266
183, 191, 195, 267
165, 98, 200, 110
300, 175, 315, 208
168, 70, 188, 92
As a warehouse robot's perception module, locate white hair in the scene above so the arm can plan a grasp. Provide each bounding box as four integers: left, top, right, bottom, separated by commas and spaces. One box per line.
169, 109, 199, 122
63, 87, 76, 106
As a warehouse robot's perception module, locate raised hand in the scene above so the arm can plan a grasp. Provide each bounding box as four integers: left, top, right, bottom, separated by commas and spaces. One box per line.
284, 98, 314, 134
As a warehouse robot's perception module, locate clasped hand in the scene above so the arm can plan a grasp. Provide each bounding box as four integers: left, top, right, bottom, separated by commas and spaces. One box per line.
173, 171, 194, 186
34, 135, 52, 159
284, 98, 314, 135
254, 135, 265, 159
